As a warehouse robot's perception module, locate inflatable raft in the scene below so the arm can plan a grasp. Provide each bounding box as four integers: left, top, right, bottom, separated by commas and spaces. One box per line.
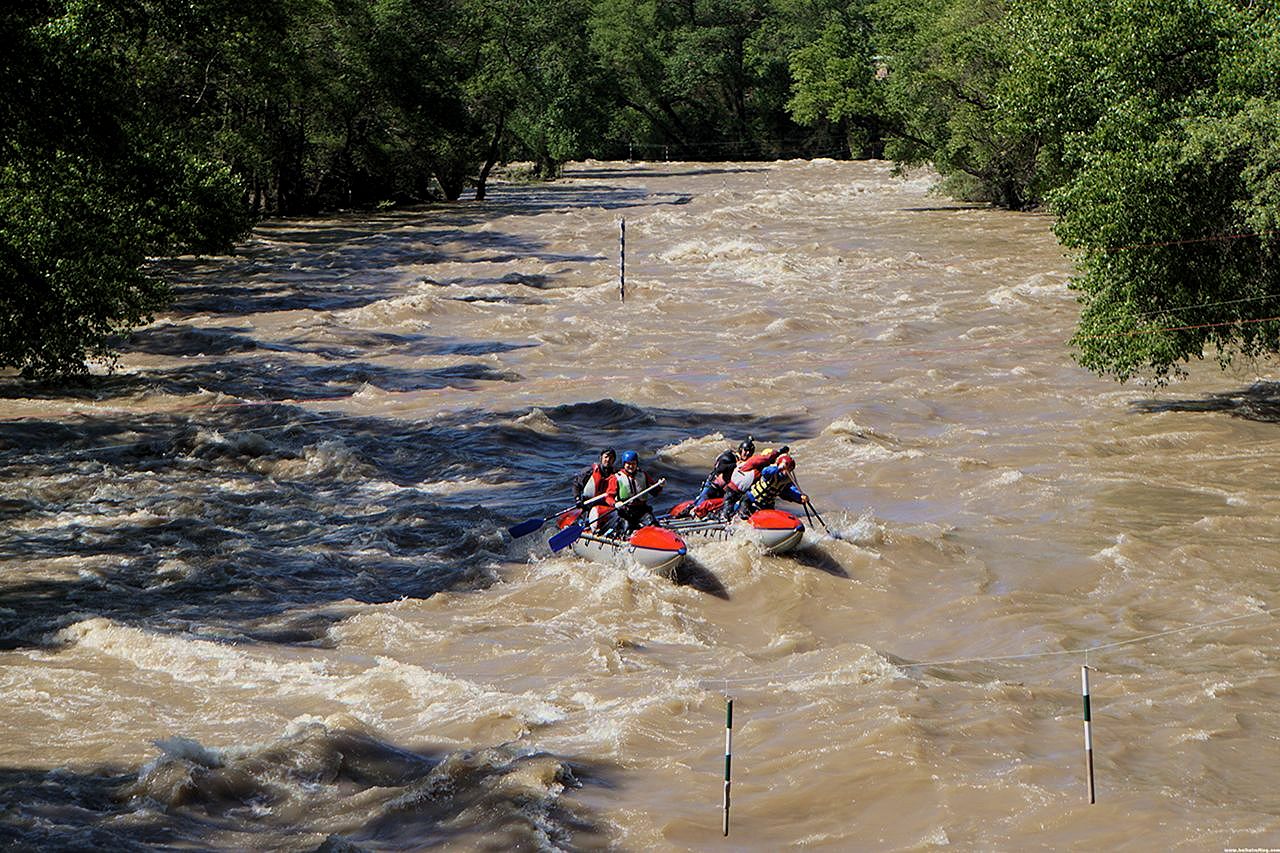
554, 511, 687, 572
661, 500, 806, 555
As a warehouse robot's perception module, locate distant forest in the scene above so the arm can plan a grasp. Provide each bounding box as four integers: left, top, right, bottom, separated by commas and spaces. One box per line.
3, 0, 1279, 381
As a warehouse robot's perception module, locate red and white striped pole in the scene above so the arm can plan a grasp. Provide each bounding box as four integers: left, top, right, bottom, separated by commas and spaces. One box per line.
723, 696, 733, 836
1081, 665, 1095, 804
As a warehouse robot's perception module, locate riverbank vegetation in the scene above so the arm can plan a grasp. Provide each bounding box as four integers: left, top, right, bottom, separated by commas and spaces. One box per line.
2, 0, 1277, 380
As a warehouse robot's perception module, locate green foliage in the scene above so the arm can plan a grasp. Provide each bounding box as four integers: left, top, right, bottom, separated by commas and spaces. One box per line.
1, 0, 251, 378
8, 0, 1279, 383
870, 0, 1045, 207
464, 0, 609, 181
789, 0, 1280, 381
589, 0, 836, 157
781, 0, 885, 156
1022, 0, 1280, 382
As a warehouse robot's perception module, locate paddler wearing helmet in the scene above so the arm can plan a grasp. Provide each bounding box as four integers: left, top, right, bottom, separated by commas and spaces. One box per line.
721, 443, 789, 517
604, 450, 662, 536
687, 435, 757, 511
734, 452, 808, 519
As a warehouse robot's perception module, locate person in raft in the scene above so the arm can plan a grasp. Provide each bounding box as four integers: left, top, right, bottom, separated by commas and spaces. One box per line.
572, 447, 616, 531
732, 453, 809, 519
720, 444, 789, 516
684, 436, 757, 513
573, 448, 616, 507
604, 450, 662, 536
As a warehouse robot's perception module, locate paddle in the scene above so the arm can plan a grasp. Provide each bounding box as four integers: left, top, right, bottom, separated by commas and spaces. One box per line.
548, 478, 666, 552
790, 473, 841, 540
507, 494, 607, 538
807, 502, 840, 539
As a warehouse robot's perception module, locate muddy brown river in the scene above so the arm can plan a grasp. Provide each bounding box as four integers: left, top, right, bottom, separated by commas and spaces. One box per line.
2, 159, 1278, 850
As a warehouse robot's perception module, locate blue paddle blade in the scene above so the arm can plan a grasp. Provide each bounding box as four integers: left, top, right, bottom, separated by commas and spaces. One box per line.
507, 516, 546, 538
548, 521, 585, 552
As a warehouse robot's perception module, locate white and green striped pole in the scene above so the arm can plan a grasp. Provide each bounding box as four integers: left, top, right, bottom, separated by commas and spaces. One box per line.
619, 218, 626, 302
1082, 665, 1095, 804
723, 696, 733, 836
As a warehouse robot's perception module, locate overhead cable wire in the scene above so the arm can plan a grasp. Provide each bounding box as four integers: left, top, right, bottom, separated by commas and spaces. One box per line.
699, 605, 1279, 688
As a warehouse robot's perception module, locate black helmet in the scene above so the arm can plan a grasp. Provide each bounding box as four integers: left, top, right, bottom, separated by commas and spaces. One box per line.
737, 436, 755, 455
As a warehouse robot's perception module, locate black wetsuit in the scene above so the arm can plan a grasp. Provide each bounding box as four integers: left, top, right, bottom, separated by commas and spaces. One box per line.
695, 449, 738, 503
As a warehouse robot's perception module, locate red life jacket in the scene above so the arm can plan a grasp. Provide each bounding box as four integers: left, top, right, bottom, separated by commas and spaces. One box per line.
738, 449, 781, 475
583, 463, 609, 498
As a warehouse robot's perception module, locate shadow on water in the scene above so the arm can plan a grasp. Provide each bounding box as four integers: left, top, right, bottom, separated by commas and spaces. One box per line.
670, 555, 730, 599
450, 293, 548, 305
897, 204, 992, 213
0, 358, 522, 403
789, 545, 852, 578
481, 181, 691, 213
0, 726, 614, 850
154, 182, 660, 321
118, 324, 274, 357
0, 398, 814, 647
116, 324, 537, 362
1131, 381, 1280, 423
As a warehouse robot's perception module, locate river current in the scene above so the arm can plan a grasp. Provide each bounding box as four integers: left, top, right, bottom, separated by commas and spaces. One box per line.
1, 160, 1278, 850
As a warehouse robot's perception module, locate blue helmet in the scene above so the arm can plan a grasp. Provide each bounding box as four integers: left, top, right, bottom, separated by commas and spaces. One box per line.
620, 450, 639, 465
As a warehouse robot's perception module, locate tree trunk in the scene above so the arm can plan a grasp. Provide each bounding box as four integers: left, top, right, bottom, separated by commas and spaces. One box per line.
435, 166, 467, 201
475, 115, 506, 201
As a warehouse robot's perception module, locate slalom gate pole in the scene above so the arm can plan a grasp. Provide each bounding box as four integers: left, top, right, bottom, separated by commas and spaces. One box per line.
619, 218, 626, 302
723, 696, 733, 836
1082, 665, 1095, 804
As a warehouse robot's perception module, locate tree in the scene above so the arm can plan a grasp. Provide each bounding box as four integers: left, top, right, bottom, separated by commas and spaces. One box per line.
1008, 0, 1280, 382
1, 0, 249, 378
499, 0, 611, 182
870, 0, 1048, 207
459, 0, 608, 191
788, 0, 1280, 382
784, 0, 883, 157
588, 0, 825, 158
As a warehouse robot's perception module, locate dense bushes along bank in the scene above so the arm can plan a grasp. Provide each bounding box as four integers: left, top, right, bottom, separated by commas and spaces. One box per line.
3, 0, 1278, 380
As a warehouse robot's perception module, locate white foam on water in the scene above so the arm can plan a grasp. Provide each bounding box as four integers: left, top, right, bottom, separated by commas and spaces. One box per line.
58, 619, 334, 687
824, 418, 894, 441
150, 735, 224, 767
844, 444, 922, 463
809, 510, 883, 547
268, 439, 371, 481
509, 407, 560, 434
986, 272, 1070, 307
654, 432, 726, 460
989, 469, 1025, 487
413, 476, 504, 497
657, 238, 767, 262
775, 647, 903, 693
336, 656, 567, 733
